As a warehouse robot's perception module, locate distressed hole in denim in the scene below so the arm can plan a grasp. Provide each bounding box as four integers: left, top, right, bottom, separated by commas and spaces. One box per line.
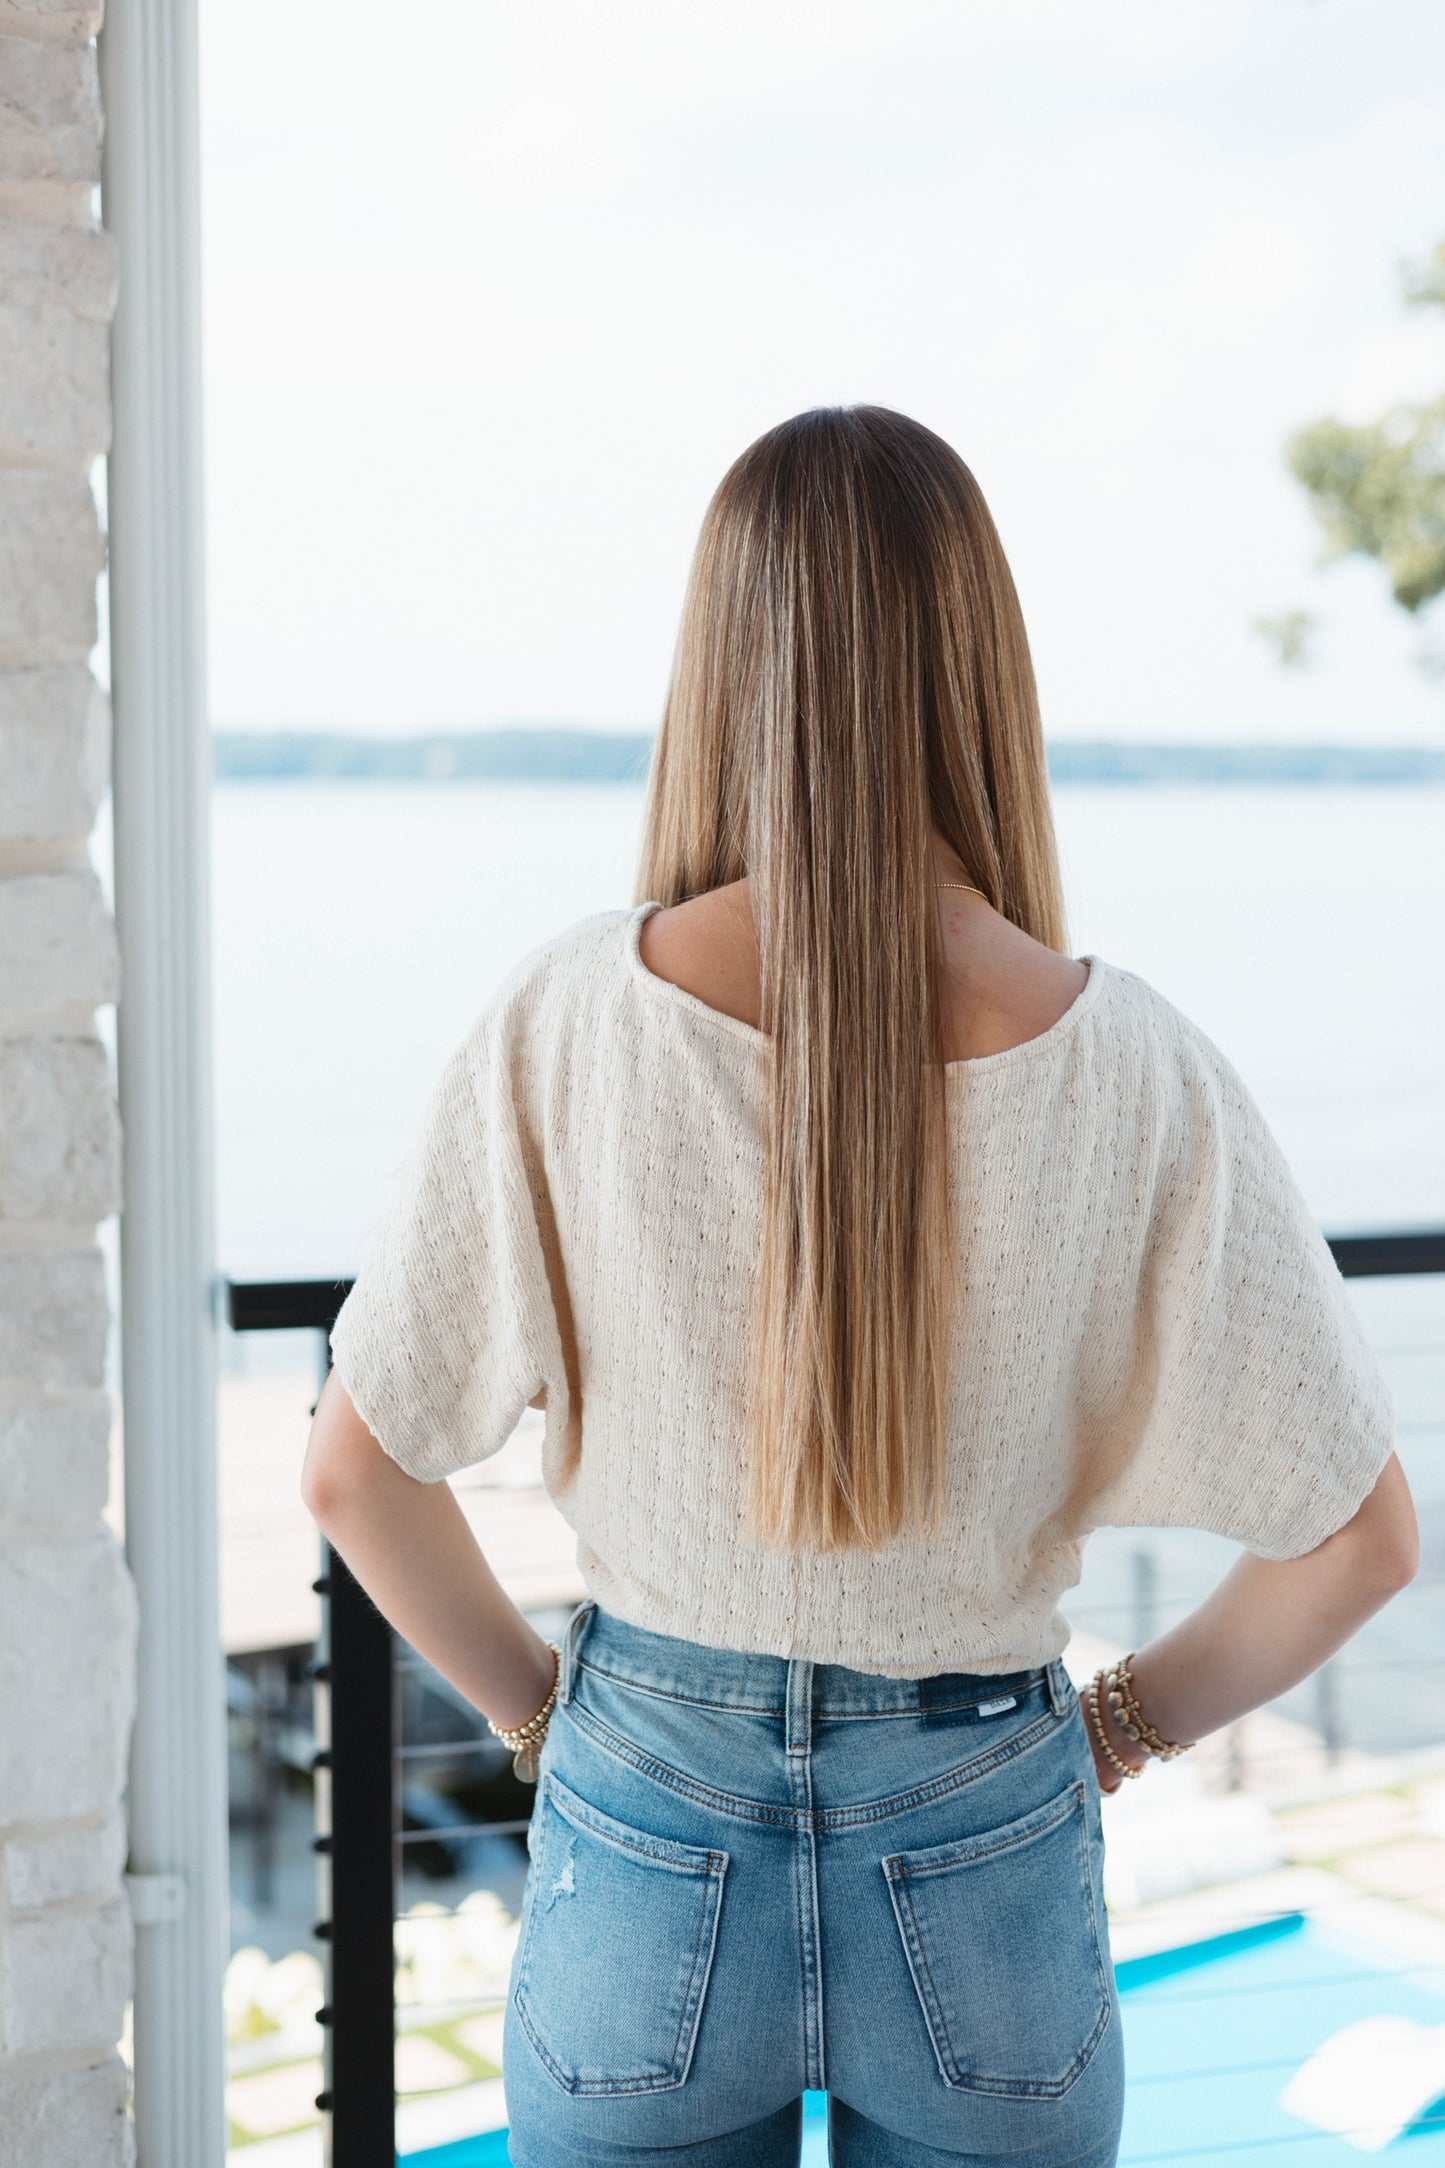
545, 1841, 578, 1908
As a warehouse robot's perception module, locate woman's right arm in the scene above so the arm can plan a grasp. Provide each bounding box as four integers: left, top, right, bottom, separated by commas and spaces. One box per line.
1088, 1451, 1419, 1789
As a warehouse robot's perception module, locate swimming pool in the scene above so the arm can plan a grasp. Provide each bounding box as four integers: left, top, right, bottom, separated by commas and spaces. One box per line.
1116, 1910, 1445, 2161
405, 1912, 1445, 2166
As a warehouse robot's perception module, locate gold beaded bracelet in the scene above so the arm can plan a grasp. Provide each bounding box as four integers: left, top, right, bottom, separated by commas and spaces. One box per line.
1100, 1652, 1195, 1761
1083, 1674, 1145, 1782
486, 1640, 562, 1784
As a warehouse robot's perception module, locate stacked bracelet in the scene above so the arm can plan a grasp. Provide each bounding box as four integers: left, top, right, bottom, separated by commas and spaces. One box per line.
1101, 1652, 1194, 1761
1083, 1674, 1145, 1781
486, 1640, 562, 1784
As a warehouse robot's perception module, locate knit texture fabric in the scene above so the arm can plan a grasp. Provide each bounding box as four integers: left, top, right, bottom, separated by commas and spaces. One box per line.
328, 900, 1395, 1679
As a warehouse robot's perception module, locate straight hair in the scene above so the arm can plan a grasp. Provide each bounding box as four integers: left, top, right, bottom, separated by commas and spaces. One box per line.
634, 405, 1066, 1552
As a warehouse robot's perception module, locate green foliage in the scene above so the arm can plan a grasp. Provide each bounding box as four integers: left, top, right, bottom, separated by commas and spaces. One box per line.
1403, 237, 1445, 312
1251, 609, 1316, 667
1285, 243, 1445, 618
1286, 399, 1445, 613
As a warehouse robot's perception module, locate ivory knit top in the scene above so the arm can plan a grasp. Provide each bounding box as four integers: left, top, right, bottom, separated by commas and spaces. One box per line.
328, 900, 1395, 1679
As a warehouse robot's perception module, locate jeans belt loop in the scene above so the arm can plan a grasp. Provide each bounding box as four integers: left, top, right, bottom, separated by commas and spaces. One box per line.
556, 1596, 596, 1707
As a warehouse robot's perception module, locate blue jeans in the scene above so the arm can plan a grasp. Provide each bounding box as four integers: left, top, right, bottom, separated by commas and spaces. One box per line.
503, 1599, 1124, 2167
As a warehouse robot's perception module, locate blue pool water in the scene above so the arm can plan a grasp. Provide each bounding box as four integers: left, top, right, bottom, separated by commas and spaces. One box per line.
1115, 1911, 1445, 2162
405, 1913, 1445, 2167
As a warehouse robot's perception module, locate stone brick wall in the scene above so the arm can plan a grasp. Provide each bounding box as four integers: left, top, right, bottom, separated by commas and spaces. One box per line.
0, 0, 138, 2159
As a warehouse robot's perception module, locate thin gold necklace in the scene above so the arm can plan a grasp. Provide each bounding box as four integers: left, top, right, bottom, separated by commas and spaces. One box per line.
935, 882, 986, 899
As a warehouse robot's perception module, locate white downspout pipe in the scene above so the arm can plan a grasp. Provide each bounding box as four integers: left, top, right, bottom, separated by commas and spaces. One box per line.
99, 0, 229, 2159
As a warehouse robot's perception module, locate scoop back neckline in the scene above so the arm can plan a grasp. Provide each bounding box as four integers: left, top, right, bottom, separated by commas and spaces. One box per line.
622, 899, 1109, 1075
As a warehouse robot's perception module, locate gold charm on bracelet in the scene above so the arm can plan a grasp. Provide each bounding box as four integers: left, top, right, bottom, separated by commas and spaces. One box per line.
487, 1641, 562, 1786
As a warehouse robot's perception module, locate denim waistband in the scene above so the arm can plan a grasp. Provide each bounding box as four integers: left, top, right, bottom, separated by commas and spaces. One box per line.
554, 1597, 1072, 1721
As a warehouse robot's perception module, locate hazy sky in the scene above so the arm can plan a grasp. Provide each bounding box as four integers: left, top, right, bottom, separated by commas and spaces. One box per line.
199, 0, 1445, 742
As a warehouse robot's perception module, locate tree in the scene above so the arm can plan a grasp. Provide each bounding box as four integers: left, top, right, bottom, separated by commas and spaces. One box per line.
1285, 241, 1445, 640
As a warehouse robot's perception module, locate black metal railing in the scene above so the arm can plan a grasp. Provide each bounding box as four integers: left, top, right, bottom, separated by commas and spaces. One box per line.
224, 1225, 1445, 2165
1325, 1231, 1445, 1278
227, 1280, 396, 2159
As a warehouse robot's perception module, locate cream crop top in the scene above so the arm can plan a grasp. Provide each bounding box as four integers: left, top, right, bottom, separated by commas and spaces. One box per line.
328, 901, 1395, 1678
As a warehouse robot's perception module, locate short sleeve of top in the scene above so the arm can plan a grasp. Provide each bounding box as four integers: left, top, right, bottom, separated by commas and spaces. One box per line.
1087, 1011, 1395, 1560
328, 993, 561, 1483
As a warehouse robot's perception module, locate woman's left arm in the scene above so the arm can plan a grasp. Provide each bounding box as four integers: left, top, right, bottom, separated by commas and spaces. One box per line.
300, 1368, 559, 1730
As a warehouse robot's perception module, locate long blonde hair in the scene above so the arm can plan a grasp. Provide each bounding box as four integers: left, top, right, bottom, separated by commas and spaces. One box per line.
634, 406, 1065, 1553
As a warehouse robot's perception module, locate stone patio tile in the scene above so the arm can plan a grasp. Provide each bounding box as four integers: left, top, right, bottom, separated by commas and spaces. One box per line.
395, 2032, 470, 2094
226, 2059, 323, 2140
1339, 1837, 1445, 1911
1274, 1791, 1415, 1861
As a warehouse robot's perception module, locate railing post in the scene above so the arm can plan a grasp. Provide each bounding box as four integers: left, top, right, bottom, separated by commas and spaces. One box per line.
314, 1539, 397, 2165
1130, 1544, 1158, 1647
1316, 1660, 1343, 1770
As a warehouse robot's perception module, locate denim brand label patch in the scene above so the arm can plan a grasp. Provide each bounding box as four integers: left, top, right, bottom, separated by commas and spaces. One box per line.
920, 1676, 1031, 1727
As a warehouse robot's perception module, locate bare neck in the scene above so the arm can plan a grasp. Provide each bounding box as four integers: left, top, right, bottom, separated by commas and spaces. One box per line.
637, 858, 1087, 1063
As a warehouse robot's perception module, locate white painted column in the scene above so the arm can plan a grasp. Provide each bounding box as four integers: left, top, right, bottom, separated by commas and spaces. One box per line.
100, 0, 229, 2158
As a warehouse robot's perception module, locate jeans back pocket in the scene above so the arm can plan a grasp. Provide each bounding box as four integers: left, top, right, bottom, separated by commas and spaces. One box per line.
512, 1769, 730, 2096
883, 1777, 1111, 2098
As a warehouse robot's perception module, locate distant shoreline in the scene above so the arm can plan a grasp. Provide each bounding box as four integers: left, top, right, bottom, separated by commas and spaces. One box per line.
212, 727, 1445, 788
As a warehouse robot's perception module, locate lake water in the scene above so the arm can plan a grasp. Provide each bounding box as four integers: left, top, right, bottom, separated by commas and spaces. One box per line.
205, 779, 1445, 1276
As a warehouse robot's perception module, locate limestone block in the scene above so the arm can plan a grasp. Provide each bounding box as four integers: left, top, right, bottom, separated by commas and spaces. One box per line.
0, 868, 120, 1015
0, 1528, 135, 1821
0, 33, 101, 185
0, 223, 115, 463
0, 1245, 108, 1388
0, 470, 103, 664
2, 1807, 125, 1907
0, 1035, 121, 1220
0, 666, 107, 839
0, 1385, 111, 1520
0, 3, 103, 27
0, 1892, 132, 2054
0, 2059, 132, 2168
